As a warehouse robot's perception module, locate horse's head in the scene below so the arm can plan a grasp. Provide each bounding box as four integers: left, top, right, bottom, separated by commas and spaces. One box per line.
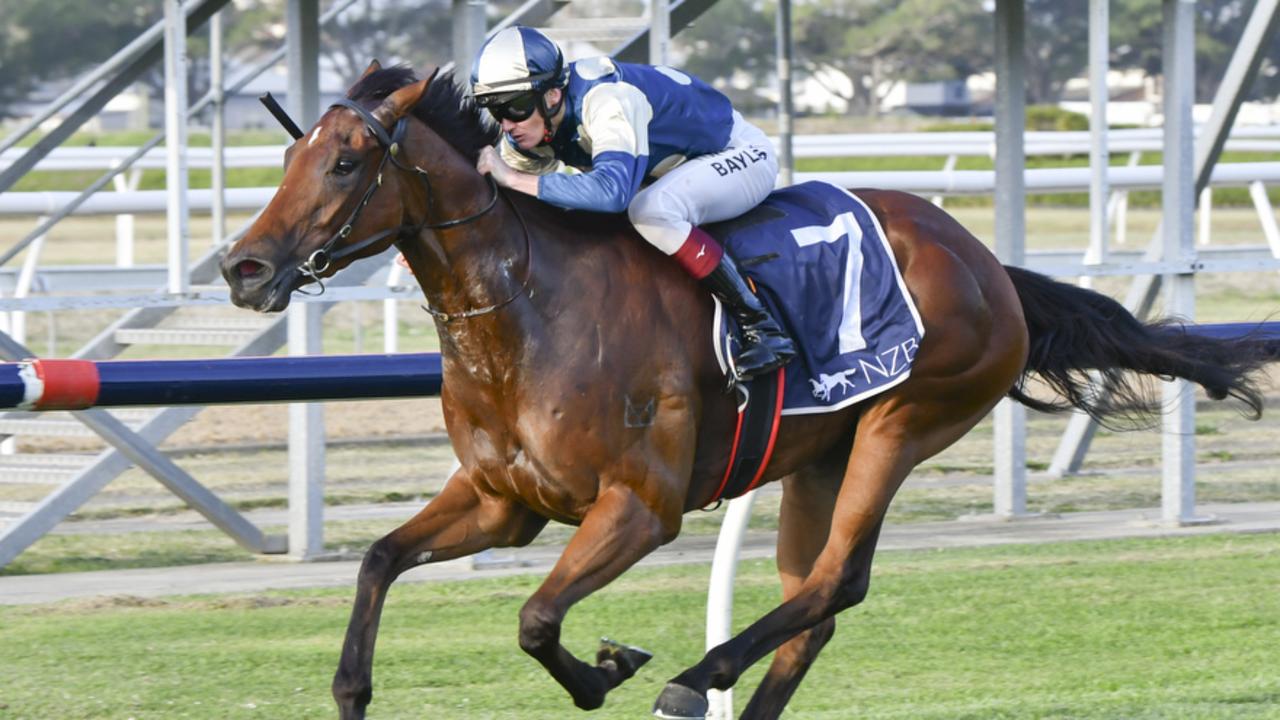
221, 61, 435, 312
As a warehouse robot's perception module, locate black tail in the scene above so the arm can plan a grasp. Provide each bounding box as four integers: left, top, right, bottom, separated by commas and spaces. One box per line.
1004, 265, 1272, 428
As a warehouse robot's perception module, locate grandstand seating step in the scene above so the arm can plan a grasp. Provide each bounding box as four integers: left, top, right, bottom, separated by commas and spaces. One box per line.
114, 326, 264, 346
0, 409, 155, 438
0, 500, 39, 515
0, 454, 96, 485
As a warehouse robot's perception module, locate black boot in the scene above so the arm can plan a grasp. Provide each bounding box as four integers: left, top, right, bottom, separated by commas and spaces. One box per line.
701, 254, 796, 380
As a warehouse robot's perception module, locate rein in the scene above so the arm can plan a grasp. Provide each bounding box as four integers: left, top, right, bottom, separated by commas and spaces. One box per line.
296, 98, 509, 310
419, 191, 535, 324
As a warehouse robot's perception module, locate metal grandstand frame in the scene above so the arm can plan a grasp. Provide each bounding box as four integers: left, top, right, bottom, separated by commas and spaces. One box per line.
1, 0, 1278, 568
0, 0, 723, 568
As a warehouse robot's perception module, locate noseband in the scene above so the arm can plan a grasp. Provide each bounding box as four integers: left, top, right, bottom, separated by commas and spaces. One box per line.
296, 98, 501, 295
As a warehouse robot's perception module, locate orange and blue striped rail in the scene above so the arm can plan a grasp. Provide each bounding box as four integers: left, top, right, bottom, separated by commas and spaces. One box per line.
0, 353, 442, 410
0, 322, 1274, 411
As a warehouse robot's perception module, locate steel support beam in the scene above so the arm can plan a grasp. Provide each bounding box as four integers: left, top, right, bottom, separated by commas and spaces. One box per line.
211, 10, 227, 247
1160, 0, 1200, 524
0, 173, 393, 571
993, 0, 1028, 517
286, 0, 322, 127
0, 334, 285, 569
1087, 0, 1111, 267
614, 0, 721, 63
286, 0, 325, 560
1048, 0, 1280, 477
649, 0, 671, 64
0, 0, 362, 270
289, 303, 327, 560
438, 0, 571, 75
488, 0, 570, 38
776, 0, 795, 187
0, 0, 230, 196
164, 0, 191, 295
452, 0, 487, 85
1193, 0, 1280, 190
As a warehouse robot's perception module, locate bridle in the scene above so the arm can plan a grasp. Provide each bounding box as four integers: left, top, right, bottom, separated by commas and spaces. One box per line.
296, 98, 532, 323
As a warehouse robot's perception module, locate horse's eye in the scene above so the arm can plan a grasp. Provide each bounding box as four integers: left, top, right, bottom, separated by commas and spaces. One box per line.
333, 158, 356, 176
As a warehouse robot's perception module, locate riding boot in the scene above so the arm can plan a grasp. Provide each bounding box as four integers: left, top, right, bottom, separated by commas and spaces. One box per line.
701, 253, 797, 380
671, 226, 796, 380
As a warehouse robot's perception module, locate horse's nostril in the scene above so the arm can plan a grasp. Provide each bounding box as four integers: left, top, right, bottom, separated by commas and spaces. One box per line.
237, 259, 267, 278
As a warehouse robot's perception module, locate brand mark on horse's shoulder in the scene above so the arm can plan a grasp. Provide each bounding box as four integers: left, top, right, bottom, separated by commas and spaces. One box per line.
624, 396, 656, 428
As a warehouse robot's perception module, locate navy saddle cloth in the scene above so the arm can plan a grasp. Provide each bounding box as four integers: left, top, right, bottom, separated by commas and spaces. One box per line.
705, 180, 925, 416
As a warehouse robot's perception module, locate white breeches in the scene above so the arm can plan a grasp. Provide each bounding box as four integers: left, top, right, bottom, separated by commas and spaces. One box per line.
628, 112, 780, 255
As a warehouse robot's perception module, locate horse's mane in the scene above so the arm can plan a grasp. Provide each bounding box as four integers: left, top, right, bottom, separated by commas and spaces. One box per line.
347, 65, 500, 163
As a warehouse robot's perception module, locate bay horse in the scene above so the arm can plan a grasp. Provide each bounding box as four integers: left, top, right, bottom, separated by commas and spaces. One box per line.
220, 64, 1271, 719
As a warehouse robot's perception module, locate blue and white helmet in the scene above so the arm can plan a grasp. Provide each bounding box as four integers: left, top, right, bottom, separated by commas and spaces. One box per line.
470, 26, 568, 99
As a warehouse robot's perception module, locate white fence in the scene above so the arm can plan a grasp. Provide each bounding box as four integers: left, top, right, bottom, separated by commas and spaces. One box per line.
5, 126, 1280, 170
5, 127, 1280, 218
787, 126, 1280, 157
2, 128, 1280, 336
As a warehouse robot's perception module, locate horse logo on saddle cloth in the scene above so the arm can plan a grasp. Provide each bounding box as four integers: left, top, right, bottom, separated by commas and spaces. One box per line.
701, 181, 926, 505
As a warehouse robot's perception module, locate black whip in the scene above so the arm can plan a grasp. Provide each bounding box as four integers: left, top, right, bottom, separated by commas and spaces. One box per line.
259, 92, 304, 140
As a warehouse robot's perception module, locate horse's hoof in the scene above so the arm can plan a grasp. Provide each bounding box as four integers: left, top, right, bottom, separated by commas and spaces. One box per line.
335, 704, 366, 720
652, 682, 708, 719
597, 637, 653, 680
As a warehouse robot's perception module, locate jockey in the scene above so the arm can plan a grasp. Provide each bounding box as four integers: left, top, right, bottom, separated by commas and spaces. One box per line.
471, 26, 795, 381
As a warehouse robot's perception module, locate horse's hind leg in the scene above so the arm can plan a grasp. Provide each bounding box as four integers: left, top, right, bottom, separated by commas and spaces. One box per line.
654, 394, 997, 719
517, 483, 677, 711
739, 467, 840, 720
332, 471, 546, 720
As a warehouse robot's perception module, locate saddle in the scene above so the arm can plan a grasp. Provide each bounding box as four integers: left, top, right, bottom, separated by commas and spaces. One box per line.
706, 181, 924, 416
698, 182, 926, 504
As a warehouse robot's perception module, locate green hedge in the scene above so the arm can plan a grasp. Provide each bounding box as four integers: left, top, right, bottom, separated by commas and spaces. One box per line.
921, 106, 1091, 133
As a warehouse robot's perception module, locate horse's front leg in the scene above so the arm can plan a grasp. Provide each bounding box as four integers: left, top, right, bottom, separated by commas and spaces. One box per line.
519, 483, 678, 711
332, 471, 546, 719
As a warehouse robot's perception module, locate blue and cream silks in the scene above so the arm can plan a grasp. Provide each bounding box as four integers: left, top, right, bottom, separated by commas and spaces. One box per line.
498, 57, 736, 213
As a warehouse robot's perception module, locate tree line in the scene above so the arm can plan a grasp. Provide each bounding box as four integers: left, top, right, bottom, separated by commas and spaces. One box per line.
678, 0, 1280, 115
2, 0, 1277, 121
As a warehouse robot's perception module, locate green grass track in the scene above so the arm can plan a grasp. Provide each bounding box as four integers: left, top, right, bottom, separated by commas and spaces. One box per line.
0, 532, 1276, 719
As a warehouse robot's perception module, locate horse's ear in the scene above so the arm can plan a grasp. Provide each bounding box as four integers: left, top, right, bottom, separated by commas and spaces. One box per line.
372, 69, 437, 127
345, 60, 382, 96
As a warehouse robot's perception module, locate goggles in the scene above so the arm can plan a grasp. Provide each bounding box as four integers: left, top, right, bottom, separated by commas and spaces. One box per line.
476, 91, 540, 123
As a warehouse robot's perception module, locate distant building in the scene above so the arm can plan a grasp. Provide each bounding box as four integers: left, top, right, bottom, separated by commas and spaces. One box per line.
1058, 68, 1280, 126
900, 81, 972, 116
879, 79, 979, 117
745, 65, 856, 116
1057, 69, 1161, 126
